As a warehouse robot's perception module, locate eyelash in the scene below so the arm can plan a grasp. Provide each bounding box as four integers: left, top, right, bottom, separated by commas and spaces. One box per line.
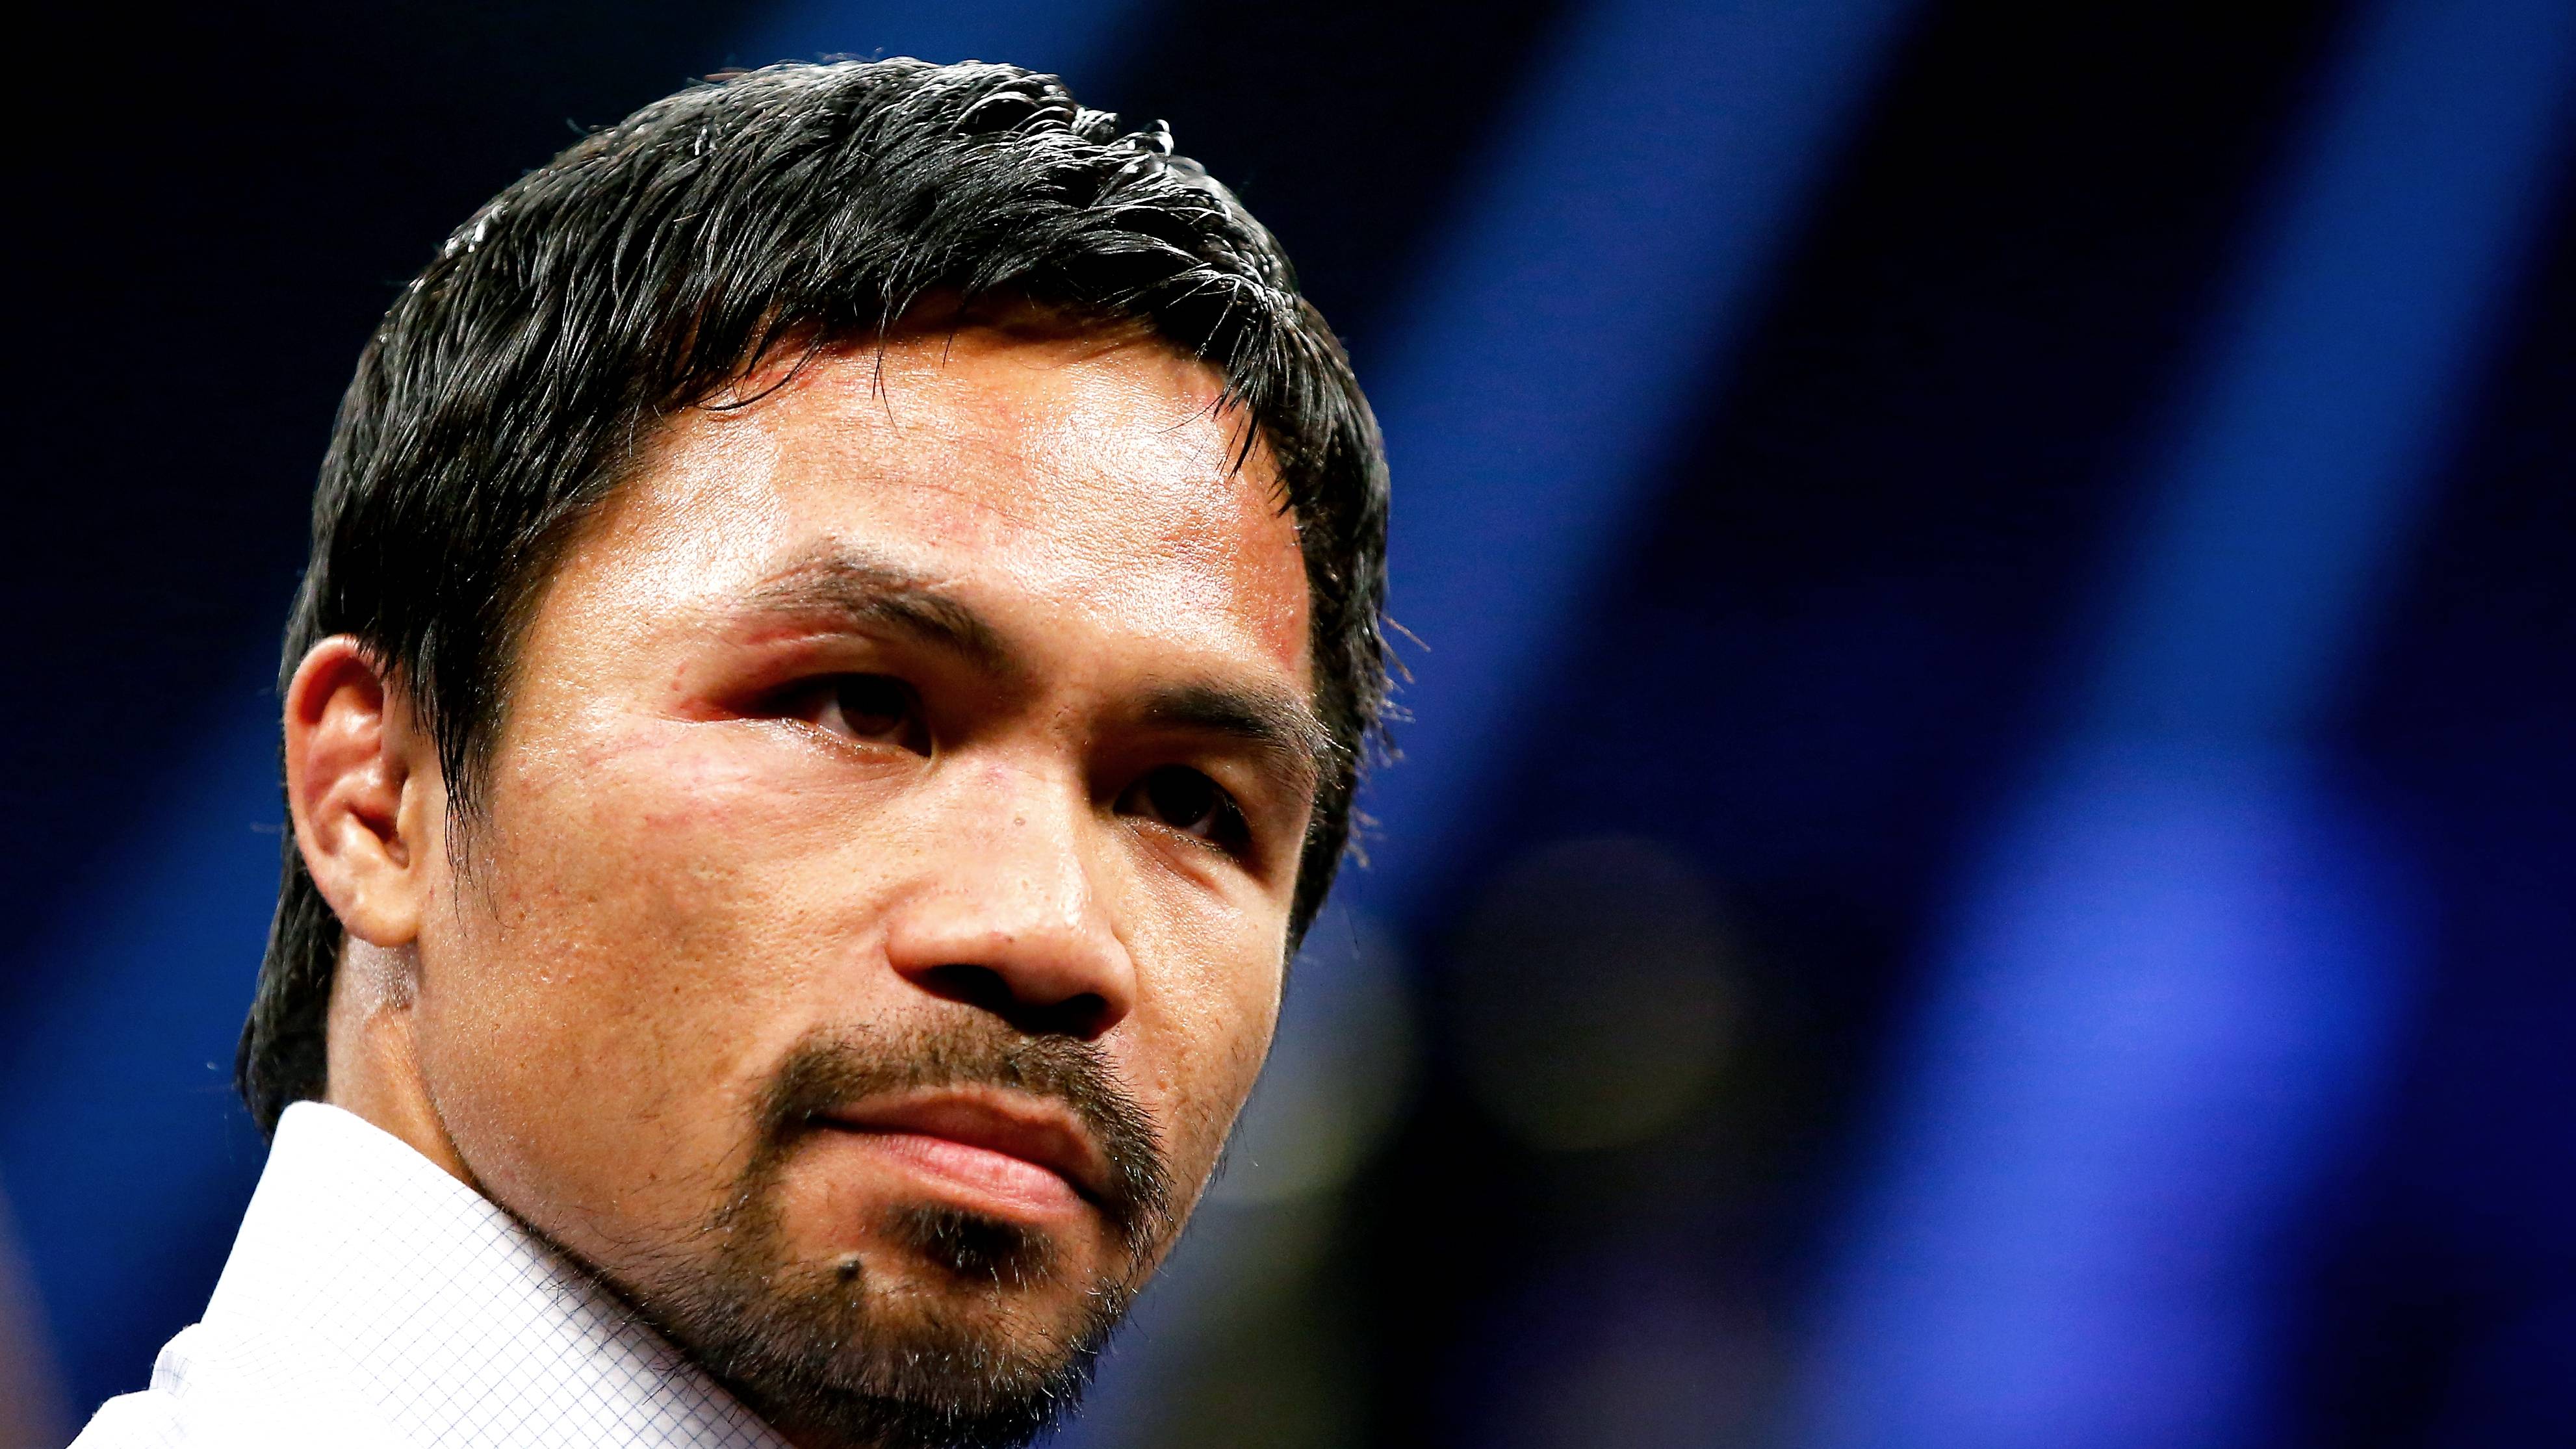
781, 673, 930, 754
776, 673, 1256, 860
1117, 765, 1253, 858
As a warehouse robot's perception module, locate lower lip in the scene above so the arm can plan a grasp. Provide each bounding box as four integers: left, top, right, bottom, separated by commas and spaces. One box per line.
823, 1126, 1088, 1220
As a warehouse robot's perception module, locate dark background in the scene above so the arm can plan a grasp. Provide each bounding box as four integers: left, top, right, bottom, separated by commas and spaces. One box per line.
6, 2, 2574, 1446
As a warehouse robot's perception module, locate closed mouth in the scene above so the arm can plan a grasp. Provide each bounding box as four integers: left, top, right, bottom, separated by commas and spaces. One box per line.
816, 1088, 1112, 1211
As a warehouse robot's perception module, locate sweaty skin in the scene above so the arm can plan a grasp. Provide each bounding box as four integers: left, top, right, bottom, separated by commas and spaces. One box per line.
285, 321, 1315, 1441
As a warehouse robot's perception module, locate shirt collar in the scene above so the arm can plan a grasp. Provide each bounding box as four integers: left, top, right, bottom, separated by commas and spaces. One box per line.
207, 1101, 790, 1449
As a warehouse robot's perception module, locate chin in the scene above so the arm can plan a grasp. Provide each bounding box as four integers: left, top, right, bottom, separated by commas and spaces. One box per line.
613, 1185, 1144, 1449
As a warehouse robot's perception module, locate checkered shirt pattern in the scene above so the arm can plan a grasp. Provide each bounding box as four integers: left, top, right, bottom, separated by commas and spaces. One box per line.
72, 1102, 792, 1448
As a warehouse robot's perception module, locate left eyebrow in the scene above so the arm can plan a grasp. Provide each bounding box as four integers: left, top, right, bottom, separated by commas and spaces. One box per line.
1138, 680, 1333, 801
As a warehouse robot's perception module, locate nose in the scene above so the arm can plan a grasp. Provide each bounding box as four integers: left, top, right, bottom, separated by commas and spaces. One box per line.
881, 762, 1137, 1040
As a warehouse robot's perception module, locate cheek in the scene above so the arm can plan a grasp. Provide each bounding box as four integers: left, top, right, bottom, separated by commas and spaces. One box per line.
1121, 888, 1288, 1195
413, 723, 882, 1233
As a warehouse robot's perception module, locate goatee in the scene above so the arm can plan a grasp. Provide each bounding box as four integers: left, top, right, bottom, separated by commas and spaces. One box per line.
626, 1019, 1174, 1449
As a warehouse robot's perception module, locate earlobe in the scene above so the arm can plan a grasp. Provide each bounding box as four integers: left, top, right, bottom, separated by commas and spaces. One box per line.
285, 636, 437, 949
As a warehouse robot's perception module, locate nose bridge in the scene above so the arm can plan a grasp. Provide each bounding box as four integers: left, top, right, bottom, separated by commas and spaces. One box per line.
885, 750, 1135, 1034
964, 754, 1094, 921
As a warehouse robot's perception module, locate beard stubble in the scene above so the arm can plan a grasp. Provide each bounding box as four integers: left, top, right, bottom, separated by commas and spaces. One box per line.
626, 1018, 1177, 1449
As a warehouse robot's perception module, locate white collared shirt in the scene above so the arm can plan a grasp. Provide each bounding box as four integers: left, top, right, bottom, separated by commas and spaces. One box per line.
73, 1101, 790, 1448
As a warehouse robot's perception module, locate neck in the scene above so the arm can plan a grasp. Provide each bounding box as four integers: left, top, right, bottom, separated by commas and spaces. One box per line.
320, 947, 477, 1188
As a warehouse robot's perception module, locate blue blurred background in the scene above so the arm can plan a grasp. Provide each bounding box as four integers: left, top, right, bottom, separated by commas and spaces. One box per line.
7, 1, 2576, 1444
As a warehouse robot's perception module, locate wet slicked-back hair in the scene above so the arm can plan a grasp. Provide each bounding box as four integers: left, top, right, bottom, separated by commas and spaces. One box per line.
240, 58, 1390, 1135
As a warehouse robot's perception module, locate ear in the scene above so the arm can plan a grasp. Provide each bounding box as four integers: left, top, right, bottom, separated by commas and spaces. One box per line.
285, 637, 441, 948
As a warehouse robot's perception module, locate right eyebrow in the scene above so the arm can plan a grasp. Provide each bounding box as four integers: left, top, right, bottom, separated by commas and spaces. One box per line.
1137, 680, 1332, 803
741, 546, 1016, 676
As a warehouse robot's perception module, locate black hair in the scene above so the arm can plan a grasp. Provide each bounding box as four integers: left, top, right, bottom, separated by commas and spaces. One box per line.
238, 58, 1390, 1135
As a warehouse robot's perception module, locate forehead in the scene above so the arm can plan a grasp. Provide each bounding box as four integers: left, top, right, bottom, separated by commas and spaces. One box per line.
567, 327, 1310, 674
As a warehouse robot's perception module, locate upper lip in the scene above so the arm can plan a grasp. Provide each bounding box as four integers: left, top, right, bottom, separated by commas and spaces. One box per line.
818, 1090, 1112, 1203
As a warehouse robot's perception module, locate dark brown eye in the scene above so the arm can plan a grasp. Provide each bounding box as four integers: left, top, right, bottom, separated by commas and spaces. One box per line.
1121, 765, 1248, 851
814, 674, 923, 750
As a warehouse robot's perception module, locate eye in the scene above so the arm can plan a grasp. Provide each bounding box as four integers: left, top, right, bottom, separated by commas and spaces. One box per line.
804, 674, 927, 752
1119, 765, 1250, 854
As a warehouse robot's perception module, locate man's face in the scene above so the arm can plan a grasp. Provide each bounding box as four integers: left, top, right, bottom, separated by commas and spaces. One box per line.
397, 324, 1315, 1443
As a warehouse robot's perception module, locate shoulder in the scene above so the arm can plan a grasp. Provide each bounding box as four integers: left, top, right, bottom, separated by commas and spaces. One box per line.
70, 1320, 407, 1449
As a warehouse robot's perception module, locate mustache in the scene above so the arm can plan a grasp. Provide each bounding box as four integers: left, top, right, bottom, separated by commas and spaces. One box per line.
754, 1019, 1173, 1251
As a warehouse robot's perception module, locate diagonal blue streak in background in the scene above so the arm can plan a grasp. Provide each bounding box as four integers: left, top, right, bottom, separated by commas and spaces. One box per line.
1798, 0, 2576, 1444
1345, 0, 1924, 922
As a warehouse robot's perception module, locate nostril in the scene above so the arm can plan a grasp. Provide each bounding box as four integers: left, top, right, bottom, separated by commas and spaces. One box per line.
918, 963, 1018, 1016
915, 964, 1113, 1038
1024, 992, 1111, 1038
